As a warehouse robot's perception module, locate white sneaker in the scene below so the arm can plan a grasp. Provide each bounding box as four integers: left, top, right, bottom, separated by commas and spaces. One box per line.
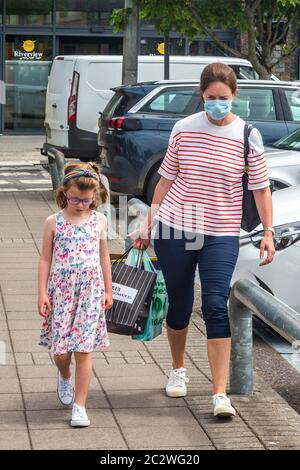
70, 403, 90, 427
213, 393, 236, 418
57, 371, 74, 407
166, 368, 189, 397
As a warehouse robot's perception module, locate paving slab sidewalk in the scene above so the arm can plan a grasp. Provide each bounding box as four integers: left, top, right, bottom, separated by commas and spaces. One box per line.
1, 191, 300, 450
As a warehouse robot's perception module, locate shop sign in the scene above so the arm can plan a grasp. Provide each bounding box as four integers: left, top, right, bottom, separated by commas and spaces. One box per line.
14, 40, 43, 60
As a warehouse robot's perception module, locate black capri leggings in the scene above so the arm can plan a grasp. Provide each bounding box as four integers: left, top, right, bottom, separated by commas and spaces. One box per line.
153, 221, 239, 339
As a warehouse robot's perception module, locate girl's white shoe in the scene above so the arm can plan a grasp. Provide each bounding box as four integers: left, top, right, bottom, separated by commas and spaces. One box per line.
213, 393, 236, 417
57, 371, 74, 407
70, 403, 90, 427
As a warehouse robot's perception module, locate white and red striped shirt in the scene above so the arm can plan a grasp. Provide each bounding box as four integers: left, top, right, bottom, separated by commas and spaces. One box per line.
154, 111, 269, 236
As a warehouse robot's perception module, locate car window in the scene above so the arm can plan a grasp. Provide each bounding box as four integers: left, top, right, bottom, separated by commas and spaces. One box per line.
283, 89, 300, 121
140, 87, 199, 115
232, 88, 276, 121
231, 65, 259, 80
102, 91, 143, 118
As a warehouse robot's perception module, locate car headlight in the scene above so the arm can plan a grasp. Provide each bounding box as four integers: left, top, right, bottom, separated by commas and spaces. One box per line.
251, 222, 300, 251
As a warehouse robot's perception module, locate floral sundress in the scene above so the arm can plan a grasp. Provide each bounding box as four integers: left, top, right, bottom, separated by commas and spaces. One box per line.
39, 210, 109, 355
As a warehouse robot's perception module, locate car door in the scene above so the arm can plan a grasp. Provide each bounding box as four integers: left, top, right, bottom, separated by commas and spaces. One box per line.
279, 87, 300, 135
232, 86, 288, 144
45, 57, 74, 147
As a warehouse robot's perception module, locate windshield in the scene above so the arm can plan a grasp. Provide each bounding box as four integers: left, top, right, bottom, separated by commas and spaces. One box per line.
230, 65, 259, 80
273, 129, 300, 150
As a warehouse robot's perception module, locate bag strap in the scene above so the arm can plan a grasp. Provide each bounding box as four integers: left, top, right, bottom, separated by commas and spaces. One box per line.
112, 246, 133, 265
124, 247, 144, 270
141, 251, 157, 273
244, 123, 253, 167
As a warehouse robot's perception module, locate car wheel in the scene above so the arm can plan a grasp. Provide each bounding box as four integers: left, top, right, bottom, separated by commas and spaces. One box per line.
145, 165, 161, 205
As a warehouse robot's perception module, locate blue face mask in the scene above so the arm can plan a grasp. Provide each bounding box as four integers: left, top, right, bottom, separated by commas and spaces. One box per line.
204, 100, 232, 120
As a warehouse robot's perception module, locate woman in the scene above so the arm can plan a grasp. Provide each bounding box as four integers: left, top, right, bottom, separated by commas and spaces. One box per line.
131, 63, 275, 417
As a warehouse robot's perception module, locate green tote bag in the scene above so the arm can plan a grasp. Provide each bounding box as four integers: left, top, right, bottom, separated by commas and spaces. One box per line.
127, 249, 168, 342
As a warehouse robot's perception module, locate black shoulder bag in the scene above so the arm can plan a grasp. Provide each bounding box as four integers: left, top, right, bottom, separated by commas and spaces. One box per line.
241, 123, 261, 232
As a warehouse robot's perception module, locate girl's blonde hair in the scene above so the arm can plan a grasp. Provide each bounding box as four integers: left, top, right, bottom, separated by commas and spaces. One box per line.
56, 162, 108, 209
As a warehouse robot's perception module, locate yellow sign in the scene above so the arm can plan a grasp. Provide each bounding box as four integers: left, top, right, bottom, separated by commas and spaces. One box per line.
157, 42, 165, 55
14, 39, 43, 60
22, 40, 36, 52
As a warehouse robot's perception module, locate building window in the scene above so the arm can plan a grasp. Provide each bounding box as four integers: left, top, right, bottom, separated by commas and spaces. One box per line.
140, 38, 185, 56
189, 40, 232, 56
56, 0, 123, 27
0, 0, 3, 24
6, 0, 52, 25
5, 35, 53, 131
59, 36, 123, 55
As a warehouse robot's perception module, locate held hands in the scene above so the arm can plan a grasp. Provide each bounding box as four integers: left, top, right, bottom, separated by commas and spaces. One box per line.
38, 293, 52, 318
259, 233, 276, 266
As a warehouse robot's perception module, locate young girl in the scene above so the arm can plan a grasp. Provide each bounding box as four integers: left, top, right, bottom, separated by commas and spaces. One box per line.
38, 162, 112, 427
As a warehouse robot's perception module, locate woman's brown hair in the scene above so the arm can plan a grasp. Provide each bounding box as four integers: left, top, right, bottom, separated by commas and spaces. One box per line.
56, 162, 108, 209
200, 62, 238, 96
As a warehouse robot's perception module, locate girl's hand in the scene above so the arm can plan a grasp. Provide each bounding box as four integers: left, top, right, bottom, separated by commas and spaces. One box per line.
259, 234, 276, 266
38, 294, 52, 318
105, 291, 113, 310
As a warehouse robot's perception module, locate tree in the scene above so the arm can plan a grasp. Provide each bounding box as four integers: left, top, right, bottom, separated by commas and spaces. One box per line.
111, 0, 300, 79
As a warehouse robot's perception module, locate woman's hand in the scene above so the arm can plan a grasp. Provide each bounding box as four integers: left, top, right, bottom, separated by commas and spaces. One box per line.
128, 227, 151, 250
259, 234, 276, 266
38, 293, 52, 318
105, 291, 113, 310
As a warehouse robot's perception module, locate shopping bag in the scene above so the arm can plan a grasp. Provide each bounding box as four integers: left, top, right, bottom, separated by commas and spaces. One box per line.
131, 250, 169, 342
106, 247, 157, 336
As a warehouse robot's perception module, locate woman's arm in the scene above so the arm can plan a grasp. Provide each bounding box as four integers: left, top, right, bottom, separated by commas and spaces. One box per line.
253, 187, 275, 266
99, 214, 113, 310
132, 176, 174, 249
38, 216, 55, 317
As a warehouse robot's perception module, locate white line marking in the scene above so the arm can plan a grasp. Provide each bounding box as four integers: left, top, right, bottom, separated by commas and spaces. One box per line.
0, 172, 32, 176
19, 179, 52, 184
0, 160, 41, 166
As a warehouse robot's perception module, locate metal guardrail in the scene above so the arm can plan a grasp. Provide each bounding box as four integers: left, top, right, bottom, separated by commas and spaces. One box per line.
229, 279, 300, 395
47, 148, 65, 190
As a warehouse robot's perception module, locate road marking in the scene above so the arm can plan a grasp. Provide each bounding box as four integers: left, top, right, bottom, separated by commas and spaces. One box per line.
0, 160, 41, 166
1, 172, 32, 176
19, 179, 52, 184
0, 161, 52, 191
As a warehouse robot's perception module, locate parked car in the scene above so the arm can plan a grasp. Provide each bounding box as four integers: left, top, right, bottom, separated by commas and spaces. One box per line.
98, 79, 300, 202
232, 184, 300, 313
41, 55, 257, 162
265, 128, 300, 191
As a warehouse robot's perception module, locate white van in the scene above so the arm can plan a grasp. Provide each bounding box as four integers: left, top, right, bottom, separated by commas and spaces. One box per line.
42, 55, 259, 161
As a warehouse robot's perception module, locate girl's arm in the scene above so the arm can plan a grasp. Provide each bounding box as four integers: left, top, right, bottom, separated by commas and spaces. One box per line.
38, 216, 55, 317
99, 214, 113, 310
253, 187, 275, 266
132, 176, 174, 249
